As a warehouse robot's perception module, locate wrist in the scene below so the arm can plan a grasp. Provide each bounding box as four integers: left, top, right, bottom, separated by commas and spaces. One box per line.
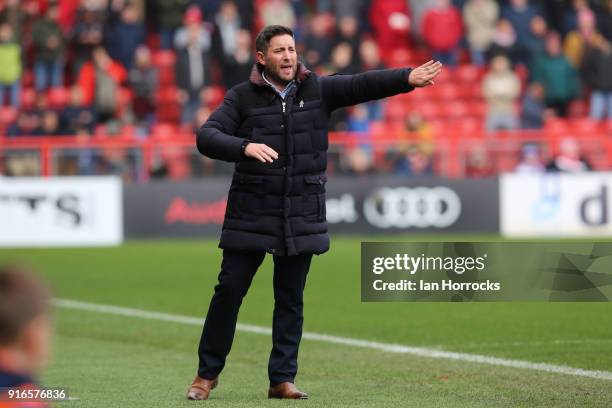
240, 140, 250, 158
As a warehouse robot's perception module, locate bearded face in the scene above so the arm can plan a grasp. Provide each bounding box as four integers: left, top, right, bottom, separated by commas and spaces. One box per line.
257, 34, 298, 86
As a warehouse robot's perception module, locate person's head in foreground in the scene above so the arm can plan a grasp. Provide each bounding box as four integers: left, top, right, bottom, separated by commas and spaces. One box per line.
0, 265, 52, 384
255, 25, 297, 88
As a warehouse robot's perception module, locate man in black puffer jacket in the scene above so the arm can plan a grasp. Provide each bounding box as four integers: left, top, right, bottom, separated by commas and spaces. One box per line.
187, 25, 442, 400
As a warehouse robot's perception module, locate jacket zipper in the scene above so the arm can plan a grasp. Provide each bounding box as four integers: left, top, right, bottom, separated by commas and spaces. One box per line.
282, 101, 286, 113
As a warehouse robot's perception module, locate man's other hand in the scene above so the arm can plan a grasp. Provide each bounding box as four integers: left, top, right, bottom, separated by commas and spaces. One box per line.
245, 143, 279, 163
408, 60, 443, 87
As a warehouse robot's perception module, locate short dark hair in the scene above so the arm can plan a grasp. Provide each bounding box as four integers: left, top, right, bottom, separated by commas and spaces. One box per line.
255, 25, 294, 53
0, 265, 50, 345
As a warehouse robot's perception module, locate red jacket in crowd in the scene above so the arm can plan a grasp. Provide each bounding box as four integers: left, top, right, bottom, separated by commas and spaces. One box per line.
422, 6, 464, 52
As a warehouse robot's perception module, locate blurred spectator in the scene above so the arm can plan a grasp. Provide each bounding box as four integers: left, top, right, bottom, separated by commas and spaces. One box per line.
358, 38, 385, 121
104, 1, 145, 70
334, 15, 361, 56
369, 0, 413, 55
0, 0, 26, 38
596, 0, 612, 41
193, 105, 211, 132
174, 5, 212, 51
60, 85, 96, 134
175, 20, 211, 124
546, 137, 592, 172
343, 146, 374, 175
532, 32, 579, 117
326, 0, 365, 20
72, 2, 105, 72
68, 127, 97, 175
393, 144, 433, 176
464, 145, 495, 177
346, 104, 370, 133
482, 55, 521, 131
128, 45, 158, 124
386, 113, 434, 173
260, 0, 296, 30
7, 111, 39, 137
408, 0, 431, 40
463, 0, 499, 66
562, 0, 591, 36
326, 41, 360, 131
487, 19, 523, 64
78, 46, 127, 122
155, 0, 189, 49
211, 0, 242, 62
421, 0, 463, 66
327, 41, 360, 75
58, 0, 80, 33
501, 0, 542, 50
582, 37, 612, 120
0, 23, 21, 107
39, 110, 61, 136
31, 4, 65, 91
525, 15, 547, 67
521, 82, 546, 129
8, 94, 47, 136
564, 7, 600, 68
221, 29, 253, 89
401, 112, 434, 154
0, 265, 52, 403
302, 13, 333, 70
515, 142, 545, 173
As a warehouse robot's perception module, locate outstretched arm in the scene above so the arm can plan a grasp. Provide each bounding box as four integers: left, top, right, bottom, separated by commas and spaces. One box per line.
320, 60, 443, 112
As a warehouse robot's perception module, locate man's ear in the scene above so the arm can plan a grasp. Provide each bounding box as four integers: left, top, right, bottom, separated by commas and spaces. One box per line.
256, 51, 266, 66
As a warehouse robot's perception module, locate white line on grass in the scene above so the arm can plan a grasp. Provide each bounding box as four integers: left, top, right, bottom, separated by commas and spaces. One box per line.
53, 298, 612, 381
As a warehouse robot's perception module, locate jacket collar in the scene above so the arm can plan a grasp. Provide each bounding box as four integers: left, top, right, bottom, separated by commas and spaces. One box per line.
249, 62, 311, 87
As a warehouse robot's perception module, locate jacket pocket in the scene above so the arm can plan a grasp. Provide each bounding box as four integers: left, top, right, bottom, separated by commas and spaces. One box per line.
303, 175, 327, 222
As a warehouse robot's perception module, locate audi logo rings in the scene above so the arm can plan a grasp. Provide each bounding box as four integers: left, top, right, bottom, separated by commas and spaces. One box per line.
363, 187, 462, 228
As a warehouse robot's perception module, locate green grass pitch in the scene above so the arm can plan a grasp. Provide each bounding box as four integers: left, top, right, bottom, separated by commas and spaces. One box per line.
2, 235, 612, 407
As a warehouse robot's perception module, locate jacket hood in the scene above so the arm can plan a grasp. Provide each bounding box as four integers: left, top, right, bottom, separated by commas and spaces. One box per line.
249, 62, 311, 87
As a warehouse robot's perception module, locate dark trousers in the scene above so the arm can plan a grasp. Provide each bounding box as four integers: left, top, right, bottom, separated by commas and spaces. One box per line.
197, 249, 312, 386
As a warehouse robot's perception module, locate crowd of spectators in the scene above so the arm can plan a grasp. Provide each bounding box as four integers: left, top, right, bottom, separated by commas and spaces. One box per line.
0, 0, 611, 178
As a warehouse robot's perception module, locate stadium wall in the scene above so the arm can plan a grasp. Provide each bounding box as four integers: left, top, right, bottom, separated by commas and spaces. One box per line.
3, 174, 612, 247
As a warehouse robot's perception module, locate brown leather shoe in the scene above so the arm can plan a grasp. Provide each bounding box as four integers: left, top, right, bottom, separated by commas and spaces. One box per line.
186, 376, 218, 400
268, 382, 308, 399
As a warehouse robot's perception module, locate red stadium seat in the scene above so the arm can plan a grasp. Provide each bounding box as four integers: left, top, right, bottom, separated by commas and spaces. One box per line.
569, 118, 601, 135
47, 87, 70, 109
20, 88, 37, 109
152, 50, 176, 67
455, 64, 485, 82
159, 68, 175, 85
443, 101, 469, 119
544, 117, 568, 134
384, 100, 406, 122
514, 64, 529, 84
455, 117, 484, 137
418, 101, 440, 120
155, 86, 180, 104
152, 122, 178, 139
568, 99, 588, 117
22, 69, 34, 88
0, 106, 17, 126
436, 83, 461, 100
384, 48, 413, 68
